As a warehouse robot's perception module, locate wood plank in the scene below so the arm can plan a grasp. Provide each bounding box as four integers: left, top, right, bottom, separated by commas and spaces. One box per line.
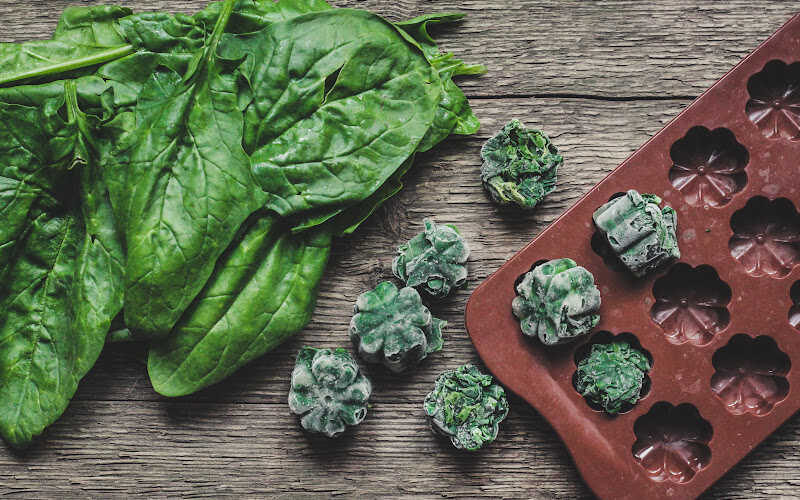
3, 399, 800, 498
0, 400, 587, 498
0, 0, 796, 97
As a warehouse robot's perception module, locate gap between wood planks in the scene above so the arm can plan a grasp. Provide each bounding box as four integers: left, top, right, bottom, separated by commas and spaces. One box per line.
468, 93, 697, 102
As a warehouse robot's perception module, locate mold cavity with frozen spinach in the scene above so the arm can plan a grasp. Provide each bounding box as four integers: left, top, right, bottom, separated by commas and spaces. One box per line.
572, 332, 652, 415
592, 189, 680, 278
512, 258, 601, 346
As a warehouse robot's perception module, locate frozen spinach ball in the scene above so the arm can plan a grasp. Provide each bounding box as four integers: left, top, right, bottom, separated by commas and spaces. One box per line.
288, 347, 371, 438
480, 119, 563, 209
574, 341, 650, 414
592, 190, 680, 277
392, 218, 469, 299
424, 364, 509, 451
512, 258, 601, 345
350, 281, 445, 373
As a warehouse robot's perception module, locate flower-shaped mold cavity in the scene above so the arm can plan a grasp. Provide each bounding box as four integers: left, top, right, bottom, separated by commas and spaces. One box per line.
729, 197, 800, 278
650, 264, 731, 346
746, 60, 800, 140
632, 402, 712, 484
791, 281, 800, 330
572, 331, 653, 414
669, 127, 748, 208
711, 334, 790, 416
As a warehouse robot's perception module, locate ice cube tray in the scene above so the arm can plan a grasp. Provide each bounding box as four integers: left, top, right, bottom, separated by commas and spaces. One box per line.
465, 14, 800, 500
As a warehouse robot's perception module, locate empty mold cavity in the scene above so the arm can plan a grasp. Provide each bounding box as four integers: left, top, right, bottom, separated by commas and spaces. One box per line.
651, 264, 731, 346
711, 334, 790, 416
572, 331, 652, 414
729, 196, 800, 278
669, 126, 748, 208
791, 281, 800, 330
632, 402, 712, 484
746, 60, 800, 140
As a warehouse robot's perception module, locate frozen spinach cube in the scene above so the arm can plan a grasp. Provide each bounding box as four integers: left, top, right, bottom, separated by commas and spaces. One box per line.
593, 190, 680, 277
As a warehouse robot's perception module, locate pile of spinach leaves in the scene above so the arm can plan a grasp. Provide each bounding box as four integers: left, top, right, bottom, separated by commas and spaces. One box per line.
0, 0, 482, 448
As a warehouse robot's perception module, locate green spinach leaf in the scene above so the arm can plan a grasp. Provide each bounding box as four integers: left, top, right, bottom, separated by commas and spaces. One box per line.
395, 13, 485, 152
147, 216, 331, 396
0, 6, 134, 87
0, 78, 123, 448
287, 12, 484, 234
109, 0, 263, 338
64, 79, 125, 374
223, 9, 440, 217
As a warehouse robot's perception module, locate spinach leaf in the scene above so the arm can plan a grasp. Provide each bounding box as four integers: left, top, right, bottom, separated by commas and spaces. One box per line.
0, 6, 134, 87
287, 12, 484, 234
0, 207, 85, 449
0, 83, 65, 271
327, 156, 415, 236
102, 9, 206, 100
395, 13, 485, 152
0, 78, 123, 448
223, 9, 440, 217
53, 6, 132, 45
107, 0, 263, 339
197, 0, 333, 32
147, 215, 331, 397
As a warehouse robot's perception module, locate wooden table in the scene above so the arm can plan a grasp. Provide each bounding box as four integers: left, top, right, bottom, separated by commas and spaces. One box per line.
1, 1, 798, 497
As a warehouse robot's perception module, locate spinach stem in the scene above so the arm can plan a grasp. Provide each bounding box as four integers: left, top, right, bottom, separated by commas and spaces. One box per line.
208, 0, 236, 53
183, 0, 235, 83
0, 44, 135, 87
64, 79, 97, 152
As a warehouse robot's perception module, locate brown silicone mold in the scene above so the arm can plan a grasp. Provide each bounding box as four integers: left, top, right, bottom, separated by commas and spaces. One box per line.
466, 15, 800, 500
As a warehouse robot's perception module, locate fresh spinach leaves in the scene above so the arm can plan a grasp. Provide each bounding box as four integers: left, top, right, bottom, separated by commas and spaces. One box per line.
0, 0, 482, 447
233, 10, 440, 217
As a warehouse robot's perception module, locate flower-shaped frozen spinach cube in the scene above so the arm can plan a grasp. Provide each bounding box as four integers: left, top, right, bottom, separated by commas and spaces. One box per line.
480, 119, 563, 209
392, 218, 469, 299
350, 281, 445, 373
512, 258, 601, 345
424, 364, 509, 451
593, 190, 680, 277
288, 347, 372, 438
574, 341, 651, 414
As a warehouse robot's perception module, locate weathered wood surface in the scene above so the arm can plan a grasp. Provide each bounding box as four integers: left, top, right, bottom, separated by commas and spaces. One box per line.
1, 1, 799, 498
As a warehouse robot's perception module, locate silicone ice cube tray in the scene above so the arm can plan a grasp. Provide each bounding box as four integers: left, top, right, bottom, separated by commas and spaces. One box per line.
465, 14, 800, 500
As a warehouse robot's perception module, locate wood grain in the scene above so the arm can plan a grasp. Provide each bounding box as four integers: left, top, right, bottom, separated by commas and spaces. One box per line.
0, 0, 797, 498
1, 1, 797, 98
